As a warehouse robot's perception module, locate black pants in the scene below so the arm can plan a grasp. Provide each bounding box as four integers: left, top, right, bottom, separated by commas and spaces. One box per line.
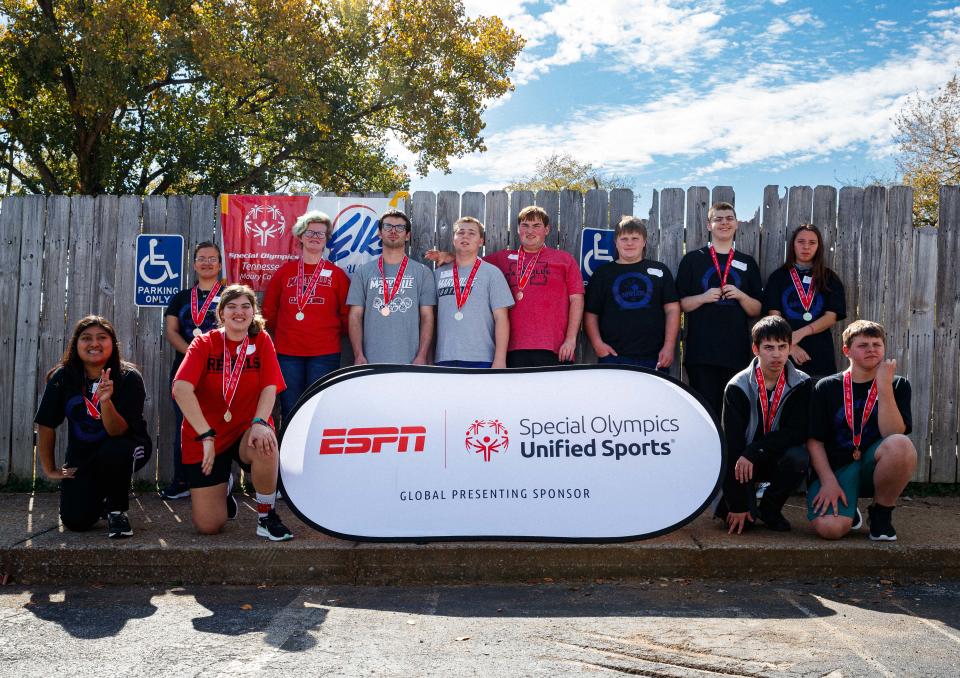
686, 363, 738, 420
507, 350, 560, 368
60, 436, 141, 531
721, 445, 809, 515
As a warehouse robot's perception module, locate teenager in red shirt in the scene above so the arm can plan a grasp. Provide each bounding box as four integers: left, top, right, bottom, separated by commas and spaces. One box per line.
262, 211, 349, 423
173, 284, 293, 541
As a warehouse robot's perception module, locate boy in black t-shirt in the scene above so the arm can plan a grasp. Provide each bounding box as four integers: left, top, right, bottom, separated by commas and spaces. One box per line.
718, 316, 810, 535
677, 202, 763, 416
806, 320, 917, 541
584, 217, 680, 370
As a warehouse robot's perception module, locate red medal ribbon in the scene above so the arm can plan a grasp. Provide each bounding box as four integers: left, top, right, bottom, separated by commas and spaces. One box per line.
843, 370, 879, 456
755, 365, 787, 434
191, 280, 222, 330
515, 248, 542, 293
222, 331, 251, 413
83, 379, 101, 421
709, 245, 735, 288
789, 267, 815, 314
453, 259, 483, 311
295, 258, 327, 313
378, 255, 409, 309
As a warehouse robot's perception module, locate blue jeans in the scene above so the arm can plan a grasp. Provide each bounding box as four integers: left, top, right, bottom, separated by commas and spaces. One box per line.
435, 360, 493, 368
277, 353, 341, 423
598, 355, 667, 372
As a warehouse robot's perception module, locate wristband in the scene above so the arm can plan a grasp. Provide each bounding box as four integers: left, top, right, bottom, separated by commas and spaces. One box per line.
252, 417, 274, 430
194, 428, 216, 442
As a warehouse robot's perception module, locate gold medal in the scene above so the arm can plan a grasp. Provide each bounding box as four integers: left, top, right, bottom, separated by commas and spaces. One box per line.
852, 446, 861, 461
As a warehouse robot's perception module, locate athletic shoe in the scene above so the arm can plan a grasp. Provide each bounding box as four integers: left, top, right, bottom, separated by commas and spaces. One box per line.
107, 512, 133, 539
851, 508, 864, 531
226, 492, 238, 520
757, 507, 791, 532
159, 484, 190, 500
868, 504, 897, 541
755, 482, 770, 501
256, 510, 293, 541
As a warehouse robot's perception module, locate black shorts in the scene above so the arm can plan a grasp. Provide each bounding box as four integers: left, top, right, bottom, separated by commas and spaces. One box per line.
183, 438, 251, 489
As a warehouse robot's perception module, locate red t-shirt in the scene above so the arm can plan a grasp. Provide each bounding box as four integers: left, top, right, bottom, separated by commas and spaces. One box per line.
485, 247, 585, 352
261, 259, 350, 356
174, 330, 286, 464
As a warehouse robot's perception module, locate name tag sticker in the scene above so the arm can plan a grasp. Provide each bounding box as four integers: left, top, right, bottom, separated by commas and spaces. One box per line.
439, 270, 453, 279
732, 260, 748, 271
320, 269, 332, 277
507, 254, 518, 260
803, 276, 812, 284
647, 268, 663, 277
212, 296, 221, 303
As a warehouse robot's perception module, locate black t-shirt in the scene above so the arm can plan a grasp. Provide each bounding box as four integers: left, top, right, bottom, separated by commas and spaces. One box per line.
676, 246, 763, 369
808, 372, 912, 473
763, 266, 846, 376
164, 285, 222, 369
34, 366, 150, 466
584, 259, 679, 360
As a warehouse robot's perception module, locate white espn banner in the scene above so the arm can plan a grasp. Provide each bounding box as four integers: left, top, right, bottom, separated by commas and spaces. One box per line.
279, 365, 724, 542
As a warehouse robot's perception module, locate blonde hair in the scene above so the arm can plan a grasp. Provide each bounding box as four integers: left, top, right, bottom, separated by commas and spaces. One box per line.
454, 216, 485, 238
293, 210, 332, 238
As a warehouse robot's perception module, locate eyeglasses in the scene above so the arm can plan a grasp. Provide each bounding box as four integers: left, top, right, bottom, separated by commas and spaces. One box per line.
381, 223, 408, 233
195, 256, 220, 263
302, 230, 327, 240
710, 216, 737, 224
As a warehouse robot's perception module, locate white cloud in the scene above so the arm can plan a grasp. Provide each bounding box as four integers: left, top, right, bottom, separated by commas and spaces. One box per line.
770, 0, 790, 5
427, 25, 960, 185
465, 1, 728, 85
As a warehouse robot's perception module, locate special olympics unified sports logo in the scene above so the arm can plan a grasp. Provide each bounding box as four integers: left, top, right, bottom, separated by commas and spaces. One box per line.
465, 419, 509, 462
244, 204, 286, 247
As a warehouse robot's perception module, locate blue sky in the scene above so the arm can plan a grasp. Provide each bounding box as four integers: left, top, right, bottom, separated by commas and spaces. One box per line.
396, 0, 960, 219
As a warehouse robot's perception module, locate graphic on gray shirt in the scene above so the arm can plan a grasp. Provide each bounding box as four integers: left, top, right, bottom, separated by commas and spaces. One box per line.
347, 258, 437, 364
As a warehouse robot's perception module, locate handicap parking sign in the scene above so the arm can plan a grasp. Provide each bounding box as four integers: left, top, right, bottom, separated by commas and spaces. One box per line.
135, 234, 183, 307
579, 228, 616, 283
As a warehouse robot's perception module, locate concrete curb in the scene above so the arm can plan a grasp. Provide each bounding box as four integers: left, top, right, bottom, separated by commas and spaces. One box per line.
3, 494, 958, 585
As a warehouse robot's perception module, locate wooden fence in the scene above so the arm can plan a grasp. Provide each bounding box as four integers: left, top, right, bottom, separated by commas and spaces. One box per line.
0, 187, 956, 486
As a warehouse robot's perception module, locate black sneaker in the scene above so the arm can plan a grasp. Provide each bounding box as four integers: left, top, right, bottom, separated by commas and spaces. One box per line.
868, 504, 897, 541
226, 492, 238, 520
256, 510, 293, 541
107, 512, 133, 539
758, 507, 792, 532
159, 484, 190, 500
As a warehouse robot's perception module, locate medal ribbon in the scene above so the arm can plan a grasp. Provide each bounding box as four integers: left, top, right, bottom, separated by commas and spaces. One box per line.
378, 255, 409, 309
709, 245, 735, 288
789, 268, 815, 315
515, 248, 542, 292
755, 366, 787, 434
191, 280, 223, 330
222, 331, 251, 413
453, 259, 483, 311
295, 258, 327, 313
843, 370, 879, 451
83, 379, 101, 421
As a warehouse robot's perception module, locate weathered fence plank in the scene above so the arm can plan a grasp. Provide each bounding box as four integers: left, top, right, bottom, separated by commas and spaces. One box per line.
859, 186, 887, 324
787, 185, 813, 231
410, 191, 436, 263
812, 185, 838, 268
508, 190, 534, 244
685, 187, 709, 251
93, 195, 120, 320
760, 186, 787, 284
835, 187, 863, 348
659, 189, 684, 380
908, 225, 937, 482
66, 196, 96, 330
609, 189, 634, 229
0, 198, 23, 483
436, 191, 459, 254
645, 189, 660, 261
484, 191, 510, 255
712, 186, 735, 208
558, 189, 583, 252
460, 191, 485, 222
932, 187, 960, 483
10, 196, 46, 479
535, 190, 560, 249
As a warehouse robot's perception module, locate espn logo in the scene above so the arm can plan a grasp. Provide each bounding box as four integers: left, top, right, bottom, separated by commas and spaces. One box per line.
319, 426, 427, 455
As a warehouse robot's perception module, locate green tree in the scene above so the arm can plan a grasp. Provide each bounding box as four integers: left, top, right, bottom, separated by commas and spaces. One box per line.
505, 153, 634, 193
0, 0, 523, 195
894, 74, 960, 227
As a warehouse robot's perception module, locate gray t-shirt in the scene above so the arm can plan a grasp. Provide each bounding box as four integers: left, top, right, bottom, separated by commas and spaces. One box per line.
434, 260, 515, 363
347, 257, 437, 364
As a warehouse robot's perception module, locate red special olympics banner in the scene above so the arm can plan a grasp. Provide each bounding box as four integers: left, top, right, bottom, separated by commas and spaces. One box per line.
219, 194, 404, 291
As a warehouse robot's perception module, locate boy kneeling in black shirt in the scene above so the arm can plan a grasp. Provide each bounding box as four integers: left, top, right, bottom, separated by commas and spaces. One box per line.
718, 316, 811, 534
806, 320, 916, 541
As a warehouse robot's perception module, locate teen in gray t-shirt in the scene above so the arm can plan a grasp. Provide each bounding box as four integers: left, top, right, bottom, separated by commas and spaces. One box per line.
347, 257, 437, 364
435, 261, 514, 365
